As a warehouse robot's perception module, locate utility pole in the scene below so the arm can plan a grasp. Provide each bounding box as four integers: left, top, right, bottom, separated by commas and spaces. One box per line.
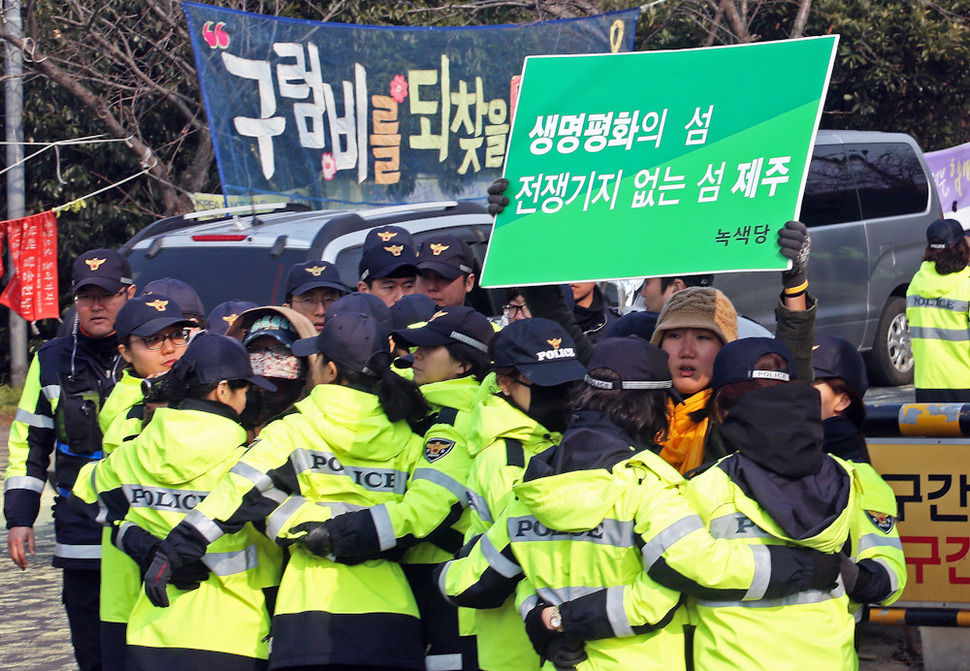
4, 0, 27, 387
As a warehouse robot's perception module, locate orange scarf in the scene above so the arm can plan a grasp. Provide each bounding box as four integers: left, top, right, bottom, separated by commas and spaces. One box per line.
658, 389, 712, 475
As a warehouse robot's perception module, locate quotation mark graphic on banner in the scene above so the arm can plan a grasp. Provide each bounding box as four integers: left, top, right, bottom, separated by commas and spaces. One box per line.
203, 22, 230, 50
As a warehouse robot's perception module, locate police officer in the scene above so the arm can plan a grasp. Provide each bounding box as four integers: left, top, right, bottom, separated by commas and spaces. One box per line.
70, 333, 281, 670
906, 218, 970, 402
141, 313, 430, 670
282, 260, 351, 332
316, 305, 496, 671
95, 294, 195, 670
439, 337, 843, 671
4, 248, 136, 671
416, 234, 477, 308
449, 318, 587, 671
358, 224, 421, 307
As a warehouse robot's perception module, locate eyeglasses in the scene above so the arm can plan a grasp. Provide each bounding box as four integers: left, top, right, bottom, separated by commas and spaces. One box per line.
74, 288, 127, 307
294, 294, 338, 309
131, 329, 190, 351
502, 303, 527, 317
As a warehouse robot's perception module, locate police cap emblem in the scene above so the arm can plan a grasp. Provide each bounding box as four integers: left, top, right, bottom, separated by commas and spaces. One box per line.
377, 231, 397, 242
305, 265, 327, 276
85, 257, 107, 270
384, 245, 404, 257
145, 299, 168, 312
429, 243, 450, 256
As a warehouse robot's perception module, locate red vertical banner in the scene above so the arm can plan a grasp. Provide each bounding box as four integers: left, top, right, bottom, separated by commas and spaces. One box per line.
0, 211, 59, 321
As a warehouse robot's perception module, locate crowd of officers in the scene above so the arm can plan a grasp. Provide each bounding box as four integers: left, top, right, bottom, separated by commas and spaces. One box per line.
3, 207, 923, 671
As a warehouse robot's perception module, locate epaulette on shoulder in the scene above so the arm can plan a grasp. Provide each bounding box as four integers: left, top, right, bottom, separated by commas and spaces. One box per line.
505, 438, 525, 468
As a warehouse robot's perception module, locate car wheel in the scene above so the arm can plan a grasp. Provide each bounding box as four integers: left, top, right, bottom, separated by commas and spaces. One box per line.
867, 295, 914, 387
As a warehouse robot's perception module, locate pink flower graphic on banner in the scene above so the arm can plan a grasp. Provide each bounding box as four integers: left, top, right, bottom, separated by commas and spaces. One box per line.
321, 153, 337, 181
390, 75, 408, 103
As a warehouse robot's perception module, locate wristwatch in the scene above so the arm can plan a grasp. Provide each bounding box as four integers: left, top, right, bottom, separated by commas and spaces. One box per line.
549, 605, 564, 633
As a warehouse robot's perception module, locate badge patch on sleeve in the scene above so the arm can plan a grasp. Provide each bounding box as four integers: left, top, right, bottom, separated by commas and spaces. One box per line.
425, 438, 455, 463
866, 510, 895, 534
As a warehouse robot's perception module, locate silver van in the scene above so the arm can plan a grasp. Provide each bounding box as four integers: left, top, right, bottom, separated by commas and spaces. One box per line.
714, 130, 943, 386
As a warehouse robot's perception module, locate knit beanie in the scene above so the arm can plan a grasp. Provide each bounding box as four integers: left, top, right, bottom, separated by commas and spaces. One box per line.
649, 286, 739, 346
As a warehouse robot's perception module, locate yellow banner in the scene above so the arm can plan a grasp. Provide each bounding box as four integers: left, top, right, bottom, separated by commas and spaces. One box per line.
869, 438, 970, 606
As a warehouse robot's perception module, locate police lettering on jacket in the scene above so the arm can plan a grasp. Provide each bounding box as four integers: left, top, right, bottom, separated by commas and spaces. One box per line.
122, 485, 208, 512
292, 448, 409, 495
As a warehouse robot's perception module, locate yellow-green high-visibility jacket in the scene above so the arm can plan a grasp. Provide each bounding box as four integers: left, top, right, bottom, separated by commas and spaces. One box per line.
90, 368, 147, 627
846, 462, 906, 614
166, 383, 427, 671
99, 369, 146, 455
441, 410, 835, 671
452, 373, 562, 671
906, 262, 970, 401
380, 375, 481, 564
70, 401, 282, 670
683, 455, 857, 671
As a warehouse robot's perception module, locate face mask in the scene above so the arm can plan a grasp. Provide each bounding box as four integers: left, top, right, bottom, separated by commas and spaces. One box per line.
524, 381, 574, 433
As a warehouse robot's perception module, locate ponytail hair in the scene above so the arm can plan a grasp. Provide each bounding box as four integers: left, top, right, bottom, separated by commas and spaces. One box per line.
323, 354, 429, 424
143, 359, 248, 405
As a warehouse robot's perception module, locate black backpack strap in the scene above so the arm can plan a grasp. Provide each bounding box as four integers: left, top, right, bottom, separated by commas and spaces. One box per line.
505, 438, 525, 468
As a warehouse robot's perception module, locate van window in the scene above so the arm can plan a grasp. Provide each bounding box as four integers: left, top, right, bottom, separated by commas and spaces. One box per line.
844, 142, 929, 219
800, 145, 861, 227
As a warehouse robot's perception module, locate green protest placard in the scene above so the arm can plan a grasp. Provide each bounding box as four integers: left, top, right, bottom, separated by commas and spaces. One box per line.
480, 36, 839, 287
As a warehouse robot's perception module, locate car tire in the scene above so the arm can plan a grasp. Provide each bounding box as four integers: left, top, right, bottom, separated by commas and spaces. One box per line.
867, 295, 914, 387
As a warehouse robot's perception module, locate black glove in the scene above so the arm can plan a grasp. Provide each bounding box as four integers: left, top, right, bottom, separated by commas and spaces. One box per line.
326, 510, 382, 558
809, 551, 841, 591
524, 601, 556, 658
839, 553, 859, 595
144, 541, 182, 608
290, 521, 333, 557
547, 637, 588, 671
112, 523, 162, 578
778, 220, 811, 291
170, 559, 210, 591
487, 178, 510, 216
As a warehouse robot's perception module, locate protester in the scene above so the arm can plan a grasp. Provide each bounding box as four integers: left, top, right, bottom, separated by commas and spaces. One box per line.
906, 218, 970, 402
70, 333, 282, 670
416, 234, 477, 307
282, 260, 351, 332
358, 224, 420, 307
501, 288, 532, 325
4, 248, 136, 671
139, 313, 430, 670
227, 306, 317, 433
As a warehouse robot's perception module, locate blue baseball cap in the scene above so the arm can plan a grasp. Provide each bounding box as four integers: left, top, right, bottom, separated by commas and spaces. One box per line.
174, 332, 276, 391
327, 292, 393, 332
292, 312, 391, 377
711, 337, 796, 390
207, 300, 259, 336
491, 318, 586, 386
392, 305, 493, 353
72, 249, 133, 294
389, 293, 437, 331
115, 294, 193, 341
812, 335, 868, 397
143, 278, 206, 321
585, 336, 672, 391
285, 261, 350, 299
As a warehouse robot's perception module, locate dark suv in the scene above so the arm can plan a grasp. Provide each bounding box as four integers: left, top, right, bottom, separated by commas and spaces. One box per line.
120, 200, 501, 316
715, 130, 943, 386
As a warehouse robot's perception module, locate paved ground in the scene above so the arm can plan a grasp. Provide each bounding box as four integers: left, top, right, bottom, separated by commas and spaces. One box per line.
0, 392, 925, 670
